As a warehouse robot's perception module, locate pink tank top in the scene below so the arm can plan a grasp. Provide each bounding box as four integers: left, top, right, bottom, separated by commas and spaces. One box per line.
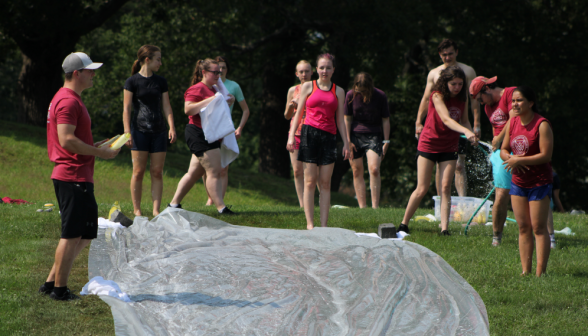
303, 81, 338, 134
417, 91, 465, 153
508, 113, 553, 188
290, 85, 306, 136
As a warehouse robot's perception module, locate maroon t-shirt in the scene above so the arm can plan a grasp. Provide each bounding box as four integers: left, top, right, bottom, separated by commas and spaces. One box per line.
47, 88, 95, 183
344, 88, 390, 133
506, 113, 553, 188
418, 91, 465, 153
485, 87, 515, 136
184, 82, 217, 128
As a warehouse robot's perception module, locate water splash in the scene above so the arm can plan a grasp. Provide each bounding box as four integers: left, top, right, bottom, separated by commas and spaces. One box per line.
464, 144, 494, 198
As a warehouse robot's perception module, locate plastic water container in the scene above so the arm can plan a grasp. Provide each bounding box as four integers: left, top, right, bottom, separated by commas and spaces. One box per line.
433, 196, 493, 223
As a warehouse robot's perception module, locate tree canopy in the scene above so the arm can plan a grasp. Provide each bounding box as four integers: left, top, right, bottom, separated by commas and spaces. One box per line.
1, 0, 586, 209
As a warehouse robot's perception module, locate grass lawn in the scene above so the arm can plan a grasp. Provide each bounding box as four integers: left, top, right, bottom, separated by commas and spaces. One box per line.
1, 121, 588, 335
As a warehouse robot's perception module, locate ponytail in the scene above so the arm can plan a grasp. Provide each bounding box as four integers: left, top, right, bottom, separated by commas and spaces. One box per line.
190, 58, 218, 86
131, 45, 161, 76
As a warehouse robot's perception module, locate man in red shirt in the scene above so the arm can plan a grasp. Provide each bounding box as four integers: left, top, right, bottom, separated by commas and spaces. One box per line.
40, 52, 120, 301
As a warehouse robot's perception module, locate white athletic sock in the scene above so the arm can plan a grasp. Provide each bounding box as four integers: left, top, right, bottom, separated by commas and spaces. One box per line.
169, 203, 180, 208
218, 207, 226, 213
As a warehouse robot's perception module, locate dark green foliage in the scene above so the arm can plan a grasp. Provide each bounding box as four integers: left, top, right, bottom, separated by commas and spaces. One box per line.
1, 0, 587, 209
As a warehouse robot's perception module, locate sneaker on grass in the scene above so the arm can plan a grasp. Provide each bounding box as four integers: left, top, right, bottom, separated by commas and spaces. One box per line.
441, 230, 451, 236
398, 224, 410, 234
38, 283, 53, 295
219, 207, 237, 215
492, 232, 503, 247
49, 288, 79, 301
167, 203, 182, 209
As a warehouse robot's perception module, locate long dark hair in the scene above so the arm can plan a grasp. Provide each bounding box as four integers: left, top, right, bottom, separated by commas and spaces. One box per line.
215, 56, 229, 75
432, 65, 467, 102
349, 72, 374, 104
131, 45, 161, 75
190, 58, 218, 85
513, 86, 539, 113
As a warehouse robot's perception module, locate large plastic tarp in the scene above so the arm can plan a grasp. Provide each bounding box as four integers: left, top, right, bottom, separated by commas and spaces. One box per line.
89, 208, 489, 335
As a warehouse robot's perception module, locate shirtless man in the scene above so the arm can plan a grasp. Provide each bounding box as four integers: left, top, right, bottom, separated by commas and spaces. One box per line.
415, 39, 480, 197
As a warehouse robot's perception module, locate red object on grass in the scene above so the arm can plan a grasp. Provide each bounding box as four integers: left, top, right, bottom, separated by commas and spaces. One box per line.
2, 197, 32, 204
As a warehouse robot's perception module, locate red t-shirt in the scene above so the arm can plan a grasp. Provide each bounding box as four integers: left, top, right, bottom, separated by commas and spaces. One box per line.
184, 82, 217, 128
506, 113, 553, 188
418, 91, 465, 153
485, 87, 515, 136
47, 88, 95, 183
304, 81, 338, 135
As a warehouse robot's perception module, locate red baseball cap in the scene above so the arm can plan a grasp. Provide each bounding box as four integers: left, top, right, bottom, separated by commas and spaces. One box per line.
469, 76, 497, 98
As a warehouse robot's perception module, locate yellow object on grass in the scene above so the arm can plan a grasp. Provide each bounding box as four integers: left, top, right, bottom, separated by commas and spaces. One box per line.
108, 201, 121, 220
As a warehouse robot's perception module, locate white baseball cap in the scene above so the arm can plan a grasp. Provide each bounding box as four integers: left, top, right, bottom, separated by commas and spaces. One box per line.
62, 52, 103, 73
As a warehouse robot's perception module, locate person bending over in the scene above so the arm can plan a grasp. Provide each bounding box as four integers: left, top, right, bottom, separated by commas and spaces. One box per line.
399, 66, 477, 236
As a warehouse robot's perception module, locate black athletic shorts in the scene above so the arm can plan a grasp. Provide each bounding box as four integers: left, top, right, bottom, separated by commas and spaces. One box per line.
351, 132, 383, 158
185, 124, 221, 157
131, 129, 167, 153
52, 179, 98, 239
458, 137, 467, 155
298, 124, 337, 166
416, 150, 458, 163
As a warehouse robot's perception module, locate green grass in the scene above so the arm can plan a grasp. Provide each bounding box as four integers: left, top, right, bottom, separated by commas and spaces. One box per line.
1, 120, 588, 335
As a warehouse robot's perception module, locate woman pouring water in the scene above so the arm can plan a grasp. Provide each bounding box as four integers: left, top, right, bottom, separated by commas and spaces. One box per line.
398, 66, 477, 236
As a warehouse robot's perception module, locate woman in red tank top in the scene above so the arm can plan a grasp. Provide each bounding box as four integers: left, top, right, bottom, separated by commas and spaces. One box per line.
284, 60, 313, 208
398, 66, 477, 236
501, 86, 553, 277
286, 54, 351, 230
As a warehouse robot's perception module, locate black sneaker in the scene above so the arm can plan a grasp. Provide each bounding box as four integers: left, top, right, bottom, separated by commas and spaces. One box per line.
441, 230, 451, 236
167, 203, 182, 209
38, 284, 53, 295
219, 207, 237, 215
398, 224, 410, 234
49, 288, 80, 301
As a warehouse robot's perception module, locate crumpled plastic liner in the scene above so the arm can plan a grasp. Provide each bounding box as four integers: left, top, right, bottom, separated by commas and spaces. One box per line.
81, 276, 131, 302
89, 208, 489, 336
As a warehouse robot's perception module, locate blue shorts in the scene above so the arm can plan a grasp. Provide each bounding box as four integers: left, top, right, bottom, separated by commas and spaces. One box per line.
509, 182, 552, 201
490, 149, 512, 189
131, 129, 168, 153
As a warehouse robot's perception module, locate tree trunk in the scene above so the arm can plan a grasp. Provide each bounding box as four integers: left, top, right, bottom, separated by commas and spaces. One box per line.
18, 52, 70, 125
258, 63, 292, 178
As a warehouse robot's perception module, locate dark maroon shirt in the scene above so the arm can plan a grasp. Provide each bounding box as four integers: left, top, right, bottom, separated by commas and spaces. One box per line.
345, 88, 390, 133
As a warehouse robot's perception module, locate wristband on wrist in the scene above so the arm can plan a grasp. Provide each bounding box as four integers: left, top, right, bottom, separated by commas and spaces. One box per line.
382, 140, 390, 144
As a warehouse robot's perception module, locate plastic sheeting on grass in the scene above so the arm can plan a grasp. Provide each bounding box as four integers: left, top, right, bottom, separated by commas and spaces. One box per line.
89, 208, 489, 336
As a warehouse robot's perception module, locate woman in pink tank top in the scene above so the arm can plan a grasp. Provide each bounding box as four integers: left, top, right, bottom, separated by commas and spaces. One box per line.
286, 53, 351, 230
284, 60, 313, 208
501, 86, 554, 277
399, 66, 477, 236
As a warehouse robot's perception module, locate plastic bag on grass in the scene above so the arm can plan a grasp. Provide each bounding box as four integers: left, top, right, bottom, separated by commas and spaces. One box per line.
89, 208, 489, 336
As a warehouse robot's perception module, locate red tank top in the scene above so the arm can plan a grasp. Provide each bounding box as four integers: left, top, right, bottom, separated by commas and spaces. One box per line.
485, 87, 515, 136
304, 81, 338, 134
418, 91, 465, 153
507, 113, 553, 188
290, 85, 307, 136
